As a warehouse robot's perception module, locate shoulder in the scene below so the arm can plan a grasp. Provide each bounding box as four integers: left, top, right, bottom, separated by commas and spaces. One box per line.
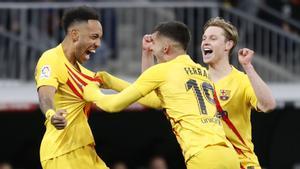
37, 47, 60, 65
231, 67, 253, 90
36, 47, 63, 79
136, 63, 169, 82
145, 62, 169, 73
232, 67, 248, 80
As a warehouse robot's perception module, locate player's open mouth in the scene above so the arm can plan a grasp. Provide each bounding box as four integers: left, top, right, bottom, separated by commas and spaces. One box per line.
84, 49, 96, 59
203, 48, 213, 56
85, 49, 96, 55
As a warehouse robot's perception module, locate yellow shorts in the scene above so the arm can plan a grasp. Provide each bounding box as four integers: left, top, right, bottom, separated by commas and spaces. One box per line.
186, 145, 240, 169
41, 145, 109, 169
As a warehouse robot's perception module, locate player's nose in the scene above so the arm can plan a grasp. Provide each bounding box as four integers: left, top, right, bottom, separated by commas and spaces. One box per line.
95, 39, 101, 48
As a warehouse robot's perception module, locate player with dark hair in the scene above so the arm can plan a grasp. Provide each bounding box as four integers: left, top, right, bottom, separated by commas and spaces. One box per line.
35, 6, 108, 169
83, 21, 240, 169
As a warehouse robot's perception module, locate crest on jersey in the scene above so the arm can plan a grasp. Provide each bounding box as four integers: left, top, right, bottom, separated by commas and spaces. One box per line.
219, 89, 230, 101
40, 65, 51, 79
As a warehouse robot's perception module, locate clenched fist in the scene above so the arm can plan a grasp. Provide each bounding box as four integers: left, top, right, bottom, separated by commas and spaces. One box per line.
51, 109, 67, 130
142, 34, 153, 54
238, 48, 254, 67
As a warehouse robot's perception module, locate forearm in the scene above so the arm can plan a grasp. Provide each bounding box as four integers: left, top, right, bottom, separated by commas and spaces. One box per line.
243, 64, 276, 112
38, 86, 56, 115
84, 84, 142, 112
101, 72, 161, 109
106, 74, 131, 92
39, 97, 54, 115
137, 91, 162, 109
141, 51, 154, 72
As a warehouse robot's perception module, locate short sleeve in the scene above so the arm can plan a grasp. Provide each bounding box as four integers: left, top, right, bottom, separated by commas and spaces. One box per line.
35, 53, 59, 89
244, 77, 258, 110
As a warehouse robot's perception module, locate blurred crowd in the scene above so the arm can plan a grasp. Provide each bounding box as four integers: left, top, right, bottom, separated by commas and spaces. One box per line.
226, 0, 300, 34
1, 0, 299, 77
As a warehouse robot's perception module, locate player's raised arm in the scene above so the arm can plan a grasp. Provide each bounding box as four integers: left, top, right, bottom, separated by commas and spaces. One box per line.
141, 34, 155, 72
238, 48, 276, 112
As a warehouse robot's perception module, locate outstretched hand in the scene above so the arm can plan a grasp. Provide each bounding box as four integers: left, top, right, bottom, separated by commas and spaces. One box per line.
95, 71, 111, 89
238, 48, 254, 67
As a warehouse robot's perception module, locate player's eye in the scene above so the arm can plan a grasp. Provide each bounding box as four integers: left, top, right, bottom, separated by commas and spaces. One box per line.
211, 36, 217, 40
90, 35, 99, 40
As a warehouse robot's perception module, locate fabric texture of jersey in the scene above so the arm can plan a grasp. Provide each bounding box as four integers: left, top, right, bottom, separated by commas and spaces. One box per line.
41, 145, 109, 169
186, 145, 239, 169
214, 66, 260, 168
35, 44, 100, 161
133, 55, 233, 162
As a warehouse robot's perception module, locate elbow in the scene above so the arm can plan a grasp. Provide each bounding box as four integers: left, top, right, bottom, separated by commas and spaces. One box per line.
107, 106, 123, 113
152, 103, 163, 109
259, 99, 277, 113
140, 102, 162, 110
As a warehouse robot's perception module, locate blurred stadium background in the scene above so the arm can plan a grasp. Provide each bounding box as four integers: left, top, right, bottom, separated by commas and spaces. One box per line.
0, 0, 300, 169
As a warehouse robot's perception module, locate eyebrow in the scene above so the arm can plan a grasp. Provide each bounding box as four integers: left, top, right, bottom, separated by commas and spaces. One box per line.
90, 33, 100, 37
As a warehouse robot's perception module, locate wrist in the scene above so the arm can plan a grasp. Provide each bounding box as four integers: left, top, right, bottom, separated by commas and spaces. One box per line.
142, 49, 152, 57
45, 109, 55, 119
242, 63, 253, 71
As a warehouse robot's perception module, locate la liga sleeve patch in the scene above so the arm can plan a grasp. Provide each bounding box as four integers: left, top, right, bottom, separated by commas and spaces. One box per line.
40, 65, 51, 79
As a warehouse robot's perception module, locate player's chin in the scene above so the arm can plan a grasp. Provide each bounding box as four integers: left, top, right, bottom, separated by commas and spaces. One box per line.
79, 55, 90, 63
202, 57, 211, 64
202, 55, 214, 64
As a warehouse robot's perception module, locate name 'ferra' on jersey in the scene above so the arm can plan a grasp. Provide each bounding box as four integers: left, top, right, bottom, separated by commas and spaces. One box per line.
184, 67, 208, 78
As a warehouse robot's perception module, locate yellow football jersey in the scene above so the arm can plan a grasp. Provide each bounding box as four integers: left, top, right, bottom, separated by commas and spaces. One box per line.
133, 55, 234, 161
84, 55, 231, 162
35, 44, 100, 161
214, 66, 260, 168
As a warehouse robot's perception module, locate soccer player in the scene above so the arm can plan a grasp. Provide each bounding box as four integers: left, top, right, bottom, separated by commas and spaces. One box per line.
83, 21, 240, 169
200, 17, 276, 168
35, 6, 108, 169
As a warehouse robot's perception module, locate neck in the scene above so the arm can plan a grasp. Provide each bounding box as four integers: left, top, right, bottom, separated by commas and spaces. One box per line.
208, 56, 232, 82
61, 37, 77, 66
165, 49, 186, 62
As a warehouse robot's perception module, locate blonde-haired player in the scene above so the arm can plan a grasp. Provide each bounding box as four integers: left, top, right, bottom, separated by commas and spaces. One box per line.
201, 17, 276, 168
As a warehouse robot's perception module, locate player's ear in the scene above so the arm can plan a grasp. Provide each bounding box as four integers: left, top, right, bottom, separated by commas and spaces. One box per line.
225, 40, 234, 52
163, 44, 170, 54
70, 29, 79, 42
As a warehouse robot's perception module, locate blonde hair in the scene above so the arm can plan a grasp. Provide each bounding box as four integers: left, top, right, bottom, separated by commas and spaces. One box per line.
203, 17, 239, 55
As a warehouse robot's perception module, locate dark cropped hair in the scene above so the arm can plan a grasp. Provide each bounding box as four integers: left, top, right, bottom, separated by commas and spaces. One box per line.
62, 6, 99, 33
153, 21, 191, 51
